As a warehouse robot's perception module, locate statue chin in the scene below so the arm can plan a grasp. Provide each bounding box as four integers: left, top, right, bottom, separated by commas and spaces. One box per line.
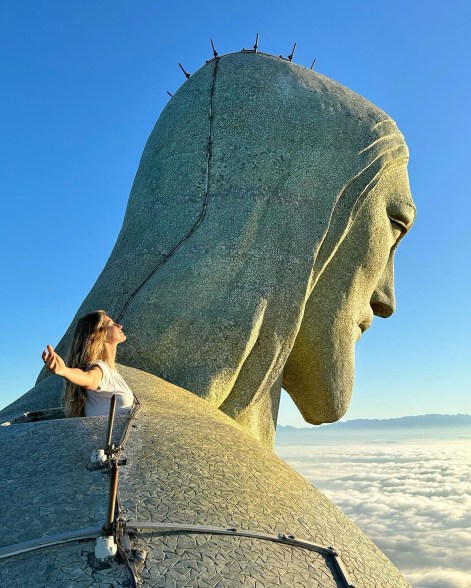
283, 346, 354, 425
290, 388, 352, 426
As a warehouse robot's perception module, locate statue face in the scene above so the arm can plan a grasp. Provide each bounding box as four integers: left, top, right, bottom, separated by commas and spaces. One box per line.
283, 164, 416, 424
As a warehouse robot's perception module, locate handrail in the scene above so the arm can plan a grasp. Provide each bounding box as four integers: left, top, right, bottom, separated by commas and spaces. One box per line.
105, 463, 119, 532
125, 521, 334, 555
104, 394, 117, 455
123, 520, 356, 588
0, 527, 102, 560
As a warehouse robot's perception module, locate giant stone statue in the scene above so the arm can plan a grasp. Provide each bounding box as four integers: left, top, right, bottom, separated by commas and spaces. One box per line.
0, 50, 415, 587
37, 50, 415, 448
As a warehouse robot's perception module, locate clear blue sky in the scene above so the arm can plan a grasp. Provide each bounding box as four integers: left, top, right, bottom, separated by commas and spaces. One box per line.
1, 1, 469, 424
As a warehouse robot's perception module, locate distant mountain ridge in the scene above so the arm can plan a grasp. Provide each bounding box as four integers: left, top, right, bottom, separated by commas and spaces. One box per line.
277, 414, 471, 432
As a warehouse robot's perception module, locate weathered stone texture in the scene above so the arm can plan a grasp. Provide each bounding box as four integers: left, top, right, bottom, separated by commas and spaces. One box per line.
0, 366, 411, 587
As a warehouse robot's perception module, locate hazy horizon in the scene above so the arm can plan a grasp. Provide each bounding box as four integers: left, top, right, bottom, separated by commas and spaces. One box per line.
277, 413, 471, 428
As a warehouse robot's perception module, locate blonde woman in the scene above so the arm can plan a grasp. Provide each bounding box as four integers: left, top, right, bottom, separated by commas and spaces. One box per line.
42, 310, 133, 418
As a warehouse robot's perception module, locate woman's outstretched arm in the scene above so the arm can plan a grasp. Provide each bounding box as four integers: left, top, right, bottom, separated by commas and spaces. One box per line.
42, 344, 102, 389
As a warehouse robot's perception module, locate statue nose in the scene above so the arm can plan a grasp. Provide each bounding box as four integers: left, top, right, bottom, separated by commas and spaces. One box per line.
370, 289, 395, 318
370, 257, 396, 318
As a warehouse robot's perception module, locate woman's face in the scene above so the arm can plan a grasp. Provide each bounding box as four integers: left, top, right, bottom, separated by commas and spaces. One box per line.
283, 164, 415, 424
104, 316, 127, 345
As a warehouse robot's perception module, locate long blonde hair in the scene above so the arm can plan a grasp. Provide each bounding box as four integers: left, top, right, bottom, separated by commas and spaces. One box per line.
64, 310, 108, 417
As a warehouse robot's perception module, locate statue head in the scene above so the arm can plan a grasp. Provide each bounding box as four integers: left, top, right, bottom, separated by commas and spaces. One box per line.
40, 52, 415, 445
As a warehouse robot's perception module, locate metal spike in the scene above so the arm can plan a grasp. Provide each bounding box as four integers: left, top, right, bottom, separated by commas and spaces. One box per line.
310, 58, 317, 70
210, 38, 218, 58
254, 33, 259, 52
167, 91, 174, 97
178, 63, 190, 79
288, 42, 297, 62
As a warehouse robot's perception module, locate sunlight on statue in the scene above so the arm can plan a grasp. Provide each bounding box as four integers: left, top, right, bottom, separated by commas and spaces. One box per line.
38, 52, 415, 447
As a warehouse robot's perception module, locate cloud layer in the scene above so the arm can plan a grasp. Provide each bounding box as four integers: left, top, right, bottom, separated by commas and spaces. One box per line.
276, 436, 471, 588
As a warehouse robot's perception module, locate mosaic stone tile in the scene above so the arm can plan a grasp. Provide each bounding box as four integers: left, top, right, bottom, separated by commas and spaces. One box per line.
0, 365, 412, 586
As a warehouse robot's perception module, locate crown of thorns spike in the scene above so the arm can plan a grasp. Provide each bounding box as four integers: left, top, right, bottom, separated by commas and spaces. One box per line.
167, 34, 317, 97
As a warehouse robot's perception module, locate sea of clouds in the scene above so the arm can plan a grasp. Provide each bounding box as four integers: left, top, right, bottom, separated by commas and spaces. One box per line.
276, 428, 471, 588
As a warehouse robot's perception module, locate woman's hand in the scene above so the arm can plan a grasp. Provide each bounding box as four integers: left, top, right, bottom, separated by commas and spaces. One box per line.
41, 345, 102, 389
42, 344, 67, 376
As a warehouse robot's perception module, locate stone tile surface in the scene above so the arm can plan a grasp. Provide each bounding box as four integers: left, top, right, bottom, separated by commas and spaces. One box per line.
0, 415, 127, 546
136, 533, 341, 587
0, 541, 129, 587
0, 365, 412, 587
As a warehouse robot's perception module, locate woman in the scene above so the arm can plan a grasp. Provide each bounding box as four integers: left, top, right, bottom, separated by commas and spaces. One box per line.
42, 310, 134, 417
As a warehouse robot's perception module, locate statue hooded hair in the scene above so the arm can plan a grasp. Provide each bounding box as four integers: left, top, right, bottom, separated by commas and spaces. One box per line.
38, 52, 408, 439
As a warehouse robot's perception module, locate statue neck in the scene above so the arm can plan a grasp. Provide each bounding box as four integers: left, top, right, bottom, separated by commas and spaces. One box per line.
232, 374, 282, 450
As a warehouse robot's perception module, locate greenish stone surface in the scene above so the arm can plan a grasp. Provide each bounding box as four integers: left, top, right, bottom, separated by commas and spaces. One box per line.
35, 52, 413, 448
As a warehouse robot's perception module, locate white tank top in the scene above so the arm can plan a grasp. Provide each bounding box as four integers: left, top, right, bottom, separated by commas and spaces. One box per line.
84, 360, 134, 417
